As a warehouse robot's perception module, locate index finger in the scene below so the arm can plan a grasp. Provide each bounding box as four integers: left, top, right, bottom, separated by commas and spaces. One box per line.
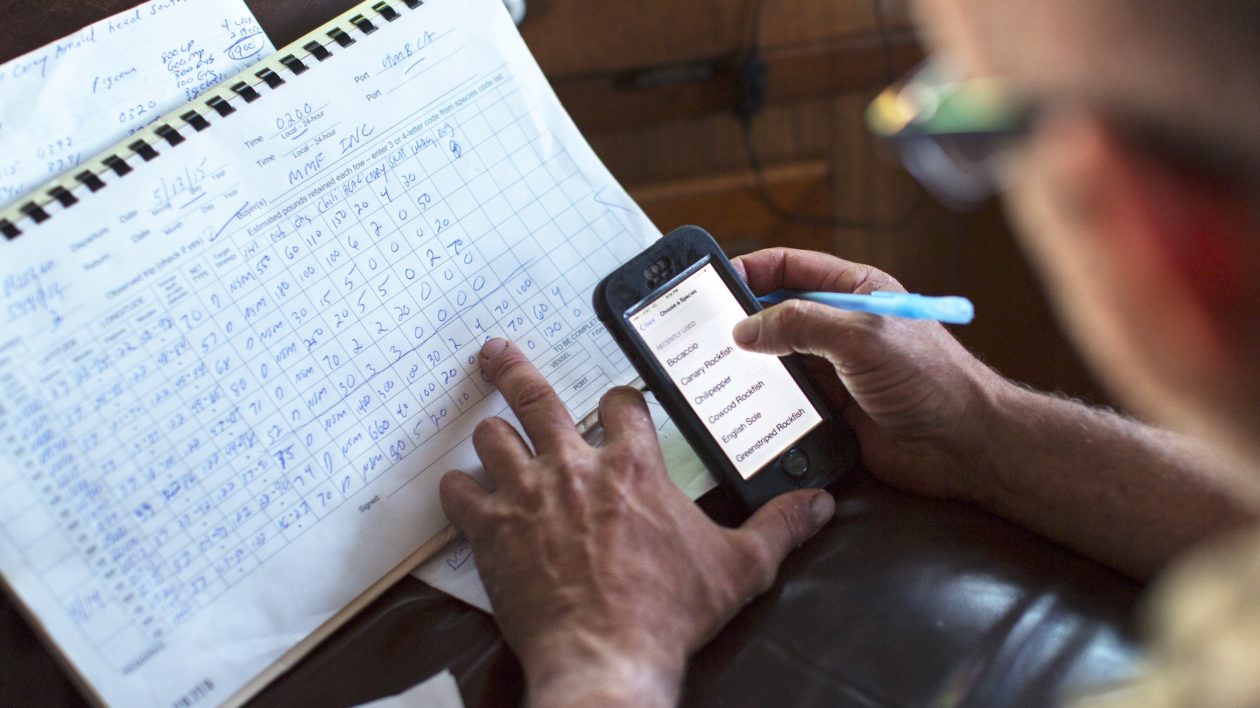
478, 338, 580, 454
732, 248, 903, 297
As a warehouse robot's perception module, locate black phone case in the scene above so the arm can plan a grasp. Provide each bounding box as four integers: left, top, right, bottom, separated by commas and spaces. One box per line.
592, 225, 858, 510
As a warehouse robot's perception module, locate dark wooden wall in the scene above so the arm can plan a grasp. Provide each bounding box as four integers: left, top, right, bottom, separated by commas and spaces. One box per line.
1, 0, 1110, 403
519, 0, 1109, 403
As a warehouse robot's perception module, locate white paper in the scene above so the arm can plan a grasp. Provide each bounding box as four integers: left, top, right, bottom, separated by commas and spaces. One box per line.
0, 0, 659, 704
418, 536, 494, 614
414, 393, 716, 614
355, 669, 464, 708
0, 0, 275, 209
652, 398, 720, 501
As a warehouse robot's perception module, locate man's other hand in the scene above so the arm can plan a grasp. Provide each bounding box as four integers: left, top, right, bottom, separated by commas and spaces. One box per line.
439, 339, 836, 707
732, 248, 1003, 502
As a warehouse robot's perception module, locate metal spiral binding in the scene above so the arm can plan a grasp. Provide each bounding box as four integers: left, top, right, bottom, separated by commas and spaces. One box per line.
0, 0, 426, 241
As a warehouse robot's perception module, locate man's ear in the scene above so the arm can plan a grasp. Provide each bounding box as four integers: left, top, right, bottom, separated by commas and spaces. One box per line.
1081, 125, 1260, 379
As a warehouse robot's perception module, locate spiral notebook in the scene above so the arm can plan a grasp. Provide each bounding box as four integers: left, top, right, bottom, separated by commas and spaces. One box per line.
0, 0, 659, 704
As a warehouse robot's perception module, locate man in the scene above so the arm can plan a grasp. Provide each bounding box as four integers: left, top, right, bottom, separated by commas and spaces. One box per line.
438, 0, 1260, 705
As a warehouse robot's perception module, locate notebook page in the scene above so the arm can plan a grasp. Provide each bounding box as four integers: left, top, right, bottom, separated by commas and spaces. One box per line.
0, 0, 274, 209
0, 0, 658, 704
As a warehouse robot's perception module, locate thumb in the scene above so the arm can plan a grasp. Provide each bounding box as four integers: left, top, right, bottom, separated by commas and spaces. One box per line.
736, 489, 835, 595
733, 299, 874, 359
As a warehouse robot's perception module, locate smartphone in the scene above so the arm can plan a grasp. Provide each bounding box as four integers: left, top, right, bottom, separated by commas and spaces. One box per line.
593, 225, 858, 509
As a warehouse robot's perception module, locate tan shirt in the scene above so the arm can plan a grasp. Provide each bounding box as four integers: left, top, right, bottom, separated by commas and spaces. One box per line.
1079, 529, 1260, 707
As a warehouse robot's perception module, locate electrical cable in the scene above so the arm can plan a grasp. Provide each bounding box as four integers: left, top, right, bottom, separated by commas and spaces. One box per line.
737, 0, 925, 232
870, 0, 897, 85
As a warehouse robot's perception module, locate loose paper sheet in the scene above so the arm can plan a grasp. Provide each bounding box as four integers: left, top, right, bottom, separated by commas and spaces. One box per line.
0, 0, 275, 209
0, 0, 659, 704
355, 669, 464, 708
414, 394, 716, 614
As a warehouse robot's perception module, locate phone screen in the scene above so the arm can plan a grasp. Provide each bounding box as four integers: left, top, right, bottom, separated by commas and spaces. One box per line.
628, 262, 824, 479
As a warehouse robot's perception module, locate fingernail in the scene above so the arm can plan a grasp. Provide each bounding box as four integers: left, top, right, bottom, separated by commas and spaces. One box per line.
732, 317, 759, 345
480, 338, 508, 358
810, 491, 835, 527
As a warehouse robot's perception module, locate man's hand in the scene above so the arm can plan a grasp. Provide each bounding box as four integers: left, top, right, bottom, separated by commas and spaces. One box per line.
731, 248, 1260, 579
731, 248, 1003, 502
439, 338, 836, 707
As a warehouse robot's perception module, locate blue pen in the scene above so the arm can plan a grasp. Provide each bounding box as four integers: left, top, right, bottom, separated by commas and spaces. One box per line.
757, 290, 975, 325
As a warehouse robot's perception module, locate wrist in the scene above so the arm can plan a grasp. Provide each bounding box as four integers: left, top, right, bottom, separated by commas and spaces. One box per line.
524, 629, 684, 708
945, 365, 1028, 507
961, 375, 1041, 509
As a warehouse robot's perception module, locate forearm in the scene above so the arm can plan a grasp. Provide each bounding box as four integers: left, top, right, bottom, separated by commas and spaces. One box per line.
967, 380, 1259, 580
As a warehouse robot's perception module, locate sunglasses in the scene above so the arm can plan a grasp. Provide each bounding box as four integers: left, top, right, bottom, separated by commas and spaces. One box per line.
869, 55, 1260, 212
867, 57, 1034, 210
